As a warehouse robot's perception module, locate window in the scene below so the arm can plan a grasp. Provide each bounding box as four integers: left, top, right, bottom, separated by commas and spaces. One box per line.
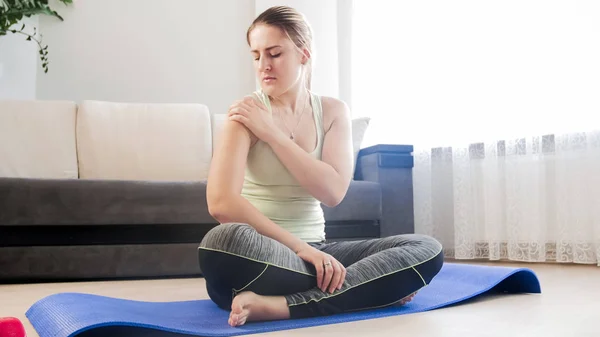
351, 0, 600, 148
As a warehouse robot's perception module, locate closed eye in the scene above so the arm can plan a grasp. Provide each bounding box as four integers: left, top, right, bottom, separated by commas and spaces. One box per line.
254, 53, 282, 61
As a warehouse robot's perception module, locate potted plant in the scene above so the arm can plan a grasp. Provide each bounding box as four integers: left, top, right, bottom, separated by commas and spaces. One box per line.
0, 0, 73, 73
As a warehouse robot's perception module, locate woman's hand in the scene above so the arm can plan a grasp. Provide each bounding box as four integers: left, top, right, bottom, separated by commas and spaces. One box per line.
296, 245, 346, 294
228, 95, 281, 144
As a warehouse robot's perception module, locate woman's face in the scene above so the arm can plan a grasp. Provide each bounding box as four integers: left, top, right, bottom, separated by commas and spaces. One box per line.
248, 24, 307, 97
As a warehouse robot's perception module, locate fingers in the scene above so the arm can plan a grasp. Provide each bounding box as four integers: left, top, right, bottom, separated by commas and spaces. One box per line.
315, 260, 324, 290
327, 260, 346, 293
322, 259, 334, 293
338, 263, 346, 290
238, 100, 255, 112
299, 248, 346, 294
228, 100, 257, 125
229, 114, 249, 124
329, 261, 342, 293
227, 106, 249, 117
227, 96, 266, 121
227, 104, 253, 127
331, 261, 346, 292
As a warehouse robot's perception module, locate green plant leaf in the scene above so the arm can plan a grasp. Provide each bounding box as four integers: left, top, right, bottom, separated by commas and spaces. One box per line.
1, 0, 74, 74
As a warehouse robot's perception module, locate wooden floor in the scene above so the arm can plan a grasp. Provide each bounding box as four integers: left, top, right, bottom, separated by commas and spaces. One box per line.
2, 260, 599, 337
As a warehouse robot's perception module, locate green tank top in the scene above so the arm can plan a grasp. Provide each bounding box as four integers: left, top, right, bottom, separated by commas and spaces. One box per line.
240, 90, 326, 243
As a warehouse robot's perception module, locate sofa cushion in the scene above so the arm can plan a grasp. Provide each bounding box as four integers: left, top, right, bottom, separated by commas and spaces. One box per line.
76, 100, 212, 181
322, 180, 382, 221
0, 100, 78, 179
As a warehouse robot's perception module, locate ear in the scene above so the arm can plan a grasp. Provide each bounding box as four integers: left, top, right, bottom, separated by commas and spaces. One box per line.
301, 48, 311, 65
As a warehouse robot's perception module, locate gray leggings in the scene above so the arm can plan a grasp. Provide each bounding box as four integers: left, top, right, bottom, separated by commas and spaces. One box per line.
198, 223, 444, 319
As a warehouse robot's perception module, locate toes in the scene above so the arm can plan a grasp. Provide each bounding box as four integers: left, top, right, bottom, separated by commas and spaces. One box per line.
229, 314, 247, 327
229, 313, 240, 327
229, 308, 249, 327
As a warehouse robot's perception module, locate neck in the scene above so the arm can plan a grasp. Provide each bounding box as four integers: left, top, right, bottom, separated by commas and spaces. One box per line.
270, 81, 309, 115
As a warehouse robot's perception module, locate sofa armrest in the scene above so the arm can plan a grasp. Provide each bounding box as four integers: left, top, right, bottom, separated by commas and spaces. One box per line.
354, 144, 414, 237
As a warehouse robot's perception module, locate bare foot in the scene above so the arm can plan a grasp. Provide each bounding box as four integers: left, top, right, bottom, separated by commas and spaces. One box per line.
229, 291, 291, 327
397, 291, 418, 306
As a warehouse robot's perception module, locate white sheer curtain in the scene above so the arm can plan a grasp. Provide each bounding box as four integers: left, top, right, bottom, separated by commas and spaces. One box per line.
413, 134, 600, 265
351, 0, 600, 265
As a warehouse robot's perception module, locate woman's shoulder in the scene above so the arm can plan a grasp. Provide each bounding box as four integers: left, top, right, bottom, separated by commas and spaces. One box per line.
315, 95, 351, 131
318, 95, 349, 113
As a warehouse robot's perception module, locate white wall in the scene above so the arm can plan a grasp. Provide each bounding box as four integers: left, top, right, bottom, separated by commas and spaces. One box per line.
1, 1, 350, 115
337, 0, 353, 109
35, 0, 256, 115
255, 0, 340, 99
0, 16, 39, 100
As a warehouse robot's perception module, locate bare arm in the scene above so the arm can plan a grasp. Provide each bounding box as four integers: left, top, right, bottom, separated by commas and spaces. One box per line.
266, 97, 354, 207
206, 119, 310, 253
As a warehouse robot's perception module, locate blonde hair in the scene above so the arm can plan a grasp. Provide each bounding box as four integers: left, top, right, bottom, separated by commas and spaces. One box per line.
247, 6, 314, 90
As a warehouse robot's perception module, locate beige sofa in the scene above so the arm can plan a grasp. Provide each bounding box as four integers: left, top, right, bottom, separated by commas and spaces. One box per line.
0, 100, 218, 181
0, 99, 415, 282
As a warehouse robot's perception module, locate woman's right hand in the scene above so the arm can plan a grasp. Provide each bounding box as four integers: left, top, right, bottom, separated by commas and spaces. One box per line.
296, 245, 346, 294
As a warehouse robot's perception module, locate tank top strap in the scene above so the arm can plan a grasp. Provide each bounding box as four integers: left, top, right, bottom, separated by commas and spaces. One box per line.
309, 91, 325, 143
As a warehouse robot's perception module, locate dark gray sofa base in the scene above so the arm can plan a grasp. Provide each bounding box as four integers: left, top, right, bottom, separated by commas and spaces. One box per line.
0, 243, 202, 283
0, 144, 414, 282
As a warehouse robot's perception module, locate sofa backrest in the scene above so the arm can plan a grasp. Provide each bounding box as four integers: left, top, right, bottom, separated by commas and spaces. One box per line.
76, 100, 212, 181
0, 100, 79, 179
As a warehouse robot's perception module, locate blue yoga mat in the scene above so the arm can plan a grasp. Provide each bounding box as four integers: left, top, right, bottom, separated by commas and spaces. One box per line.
26, 263, 541, 337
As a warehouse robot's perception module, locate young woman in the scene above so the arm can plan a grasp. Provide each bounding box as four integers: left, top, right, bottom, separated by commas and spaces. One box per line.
200, 5, 443, 327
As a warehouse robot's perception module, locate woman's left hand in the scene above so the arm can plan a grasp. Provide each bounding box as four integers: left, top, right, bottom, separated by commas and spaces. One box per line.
228, 96, 280, 143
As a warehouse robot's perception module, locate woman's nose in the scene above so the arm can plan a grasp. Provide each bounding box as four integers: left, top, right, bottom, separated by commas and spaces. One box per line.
258, 58, 271, 71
